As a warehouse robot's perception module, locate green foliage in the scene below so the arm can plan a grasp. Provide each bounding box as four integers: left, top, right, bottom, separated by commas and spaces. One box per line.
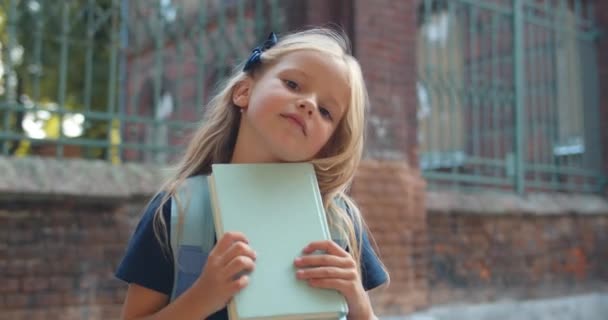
0, 0, 117, 158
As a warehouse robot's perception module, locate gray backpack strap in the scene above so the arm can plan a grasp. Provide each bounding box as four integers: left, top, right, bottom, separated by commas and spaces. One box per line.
169, 175, 216, 300
329, 197, 351, 249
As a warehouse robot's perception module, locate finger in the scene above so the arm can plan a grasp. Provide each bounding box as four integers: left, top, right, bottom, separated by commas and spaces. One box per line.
220, 240, 256, 266
213, 231, 249, 255
306, 278, 354, 293
302, 240, 349, 257
224, 255, 256, 281
294, 254, 354, 269
230, 275, 250, 294
296, 266, 357, 280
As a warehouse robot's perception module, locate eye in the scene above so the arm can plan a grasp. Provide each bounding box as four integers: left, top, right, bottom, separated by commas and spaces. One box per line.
283, 79, 299, 91
319, 106, 333, 121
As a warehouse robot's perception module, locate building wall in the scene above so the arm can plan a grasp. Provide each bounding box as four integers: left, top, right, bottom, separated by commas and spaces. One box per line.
0, 199, 138, 320
354, 0, 419, 165
352, 162, 428, 315
426, 192, 608, 305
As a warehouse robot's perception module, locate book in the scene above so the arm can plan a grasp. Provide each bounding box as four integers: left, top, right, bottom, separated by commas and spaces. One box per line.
208, 162, 348, 320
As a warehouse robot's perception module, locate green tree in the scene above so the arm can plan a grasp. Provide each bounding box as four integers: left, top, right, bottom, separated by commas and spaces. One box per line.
0, 0, 116, 158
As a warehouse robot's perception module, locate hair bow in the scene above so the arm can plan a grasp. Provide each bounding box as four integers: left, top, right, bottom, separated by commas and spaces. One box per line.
243, 32, 278, 72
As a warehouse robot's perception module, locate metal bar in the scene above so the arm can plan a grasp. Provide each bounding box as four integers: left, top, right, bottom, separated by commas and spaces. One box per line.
195, 4, 207, 111
84, 0, 95, 114
2, 0, 17, 154
526, 180, 600, 193
106, 0, 119, 162
452, 0, 512, 15
173, 5, 184, 115
56, 2, 71, 158
447, 1, 459, 188
513, 0, 526, 194
0, 103, 198, 128
523, 13, 598, 40
255, 0, 265, 40
422, 0, 434, 168
217, 0, 227, 79
470, 5, 481, 182
270, 0, 280, 32
0, 131, 182, 152
583, 1, 602, 180
526, 163, 601, 177
118, 0, 129, 162
491, 12, 500, 180
32, 2, 44, 104
423, 171, 511, 186
530, 10, 540, 185
152, 0, 164, 162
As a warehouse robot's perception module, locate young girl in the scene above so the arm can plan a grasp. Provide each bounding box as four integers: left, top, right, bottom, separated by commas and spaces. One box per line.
116, 28, 389, 320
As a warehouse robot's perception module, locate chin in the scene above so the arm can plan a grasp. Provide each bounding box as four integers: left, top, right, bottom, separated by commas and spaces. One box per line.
272, 149, 313, 163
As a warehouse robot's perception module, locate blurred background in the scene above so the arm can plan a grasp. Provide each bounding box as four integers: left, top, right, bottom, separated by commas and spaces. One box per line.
0, 0, 607, 319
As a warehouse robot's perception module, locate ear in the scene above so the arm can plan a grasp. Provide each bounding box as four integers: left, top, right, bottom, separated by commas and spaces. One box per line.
232, 78, 252, 109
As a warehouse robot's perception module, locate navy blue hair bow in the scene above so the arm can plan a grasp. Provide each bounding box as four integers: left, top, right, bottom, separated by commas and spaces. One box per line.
243, 32, 278, 72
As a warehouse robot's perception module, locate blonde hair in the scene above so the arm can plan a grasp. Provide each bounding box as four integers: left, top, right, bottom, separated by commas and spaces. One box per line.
153, 27, 386, 279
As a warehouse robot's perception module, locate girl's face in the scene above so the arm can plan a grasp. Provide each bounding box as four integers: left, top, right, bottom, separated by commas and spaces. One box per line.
232, 50, 350, 163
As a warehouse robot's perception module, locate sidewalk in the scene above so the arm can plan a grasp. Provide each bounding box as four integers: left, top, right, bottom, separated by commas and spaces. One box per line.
385, 293, 608, 320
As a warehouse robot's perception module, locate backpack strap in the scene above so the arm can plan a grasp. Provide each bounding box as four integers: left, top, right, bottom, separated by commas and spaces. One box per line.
169, 175, 216, 300
329, 197, 351, 249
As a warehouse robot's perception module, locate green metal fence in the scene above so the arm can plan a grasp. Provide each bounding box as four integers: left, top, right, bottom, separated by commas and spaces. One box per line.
0, 0, 284, 164
0, 0, 605, 194
417, 0, 605, 193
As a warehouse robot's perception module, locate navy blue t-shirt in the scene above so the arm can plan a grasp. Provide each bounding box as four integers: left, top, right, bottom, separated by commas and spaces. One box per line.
115, 193, 388, 319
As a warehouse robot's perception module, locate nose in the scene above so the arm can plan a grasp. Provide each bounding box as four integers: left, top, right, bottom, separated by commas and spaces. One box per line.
298, 98, 315, 116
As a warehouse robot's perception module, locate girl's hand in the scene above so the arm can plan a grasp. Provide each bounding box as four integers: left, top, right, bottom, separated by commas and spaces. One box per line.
193, 231, 256, 316
294, 240, 374, 320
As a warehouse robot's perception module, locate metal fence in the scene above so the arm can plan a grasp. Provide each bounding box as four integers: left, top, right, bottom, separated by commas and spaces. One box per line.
0, 0, 605, 194
417, 0, 605, 193
0, 0, 284, 164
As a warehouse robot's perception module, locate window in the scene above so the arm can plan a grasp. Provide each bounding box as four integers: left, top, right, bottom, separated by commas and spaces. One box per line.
417, 6, 466, 170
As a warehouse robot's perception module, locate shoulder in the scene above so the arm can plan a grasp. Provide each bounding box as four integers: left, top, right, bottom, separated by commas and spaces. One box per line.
114, 192, 174, 295
331, 196, 389, 291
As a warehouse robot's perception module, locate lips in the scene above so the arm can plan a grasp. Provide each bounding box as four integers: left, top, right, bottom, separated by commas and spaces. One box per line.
280, 113, 307, 136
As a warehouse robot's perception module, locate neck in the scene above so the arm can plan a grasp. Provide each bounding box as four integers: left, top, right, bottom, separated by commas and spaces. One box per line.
230, 119, 280, 164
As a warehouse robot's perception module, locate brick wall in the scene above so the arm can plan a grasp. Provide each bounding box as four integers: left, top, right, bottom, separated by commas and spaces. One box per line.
426, 192, 608, 306
352, 161, 427, 315
0, 157, 163, 320
3, 160, 608, 319
0, 199, 144, 320
354, 0, 419, 165
0, 158, 426, 319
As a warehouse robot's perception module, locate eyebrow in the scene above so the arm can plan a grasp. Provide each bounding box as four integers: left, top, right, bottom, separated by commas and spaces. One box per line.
282, 68, 344, 111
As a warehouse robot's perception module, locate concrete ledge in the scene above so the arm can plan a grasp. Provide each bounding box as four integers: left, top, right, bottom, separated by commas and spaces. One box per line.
427, 190, 608, 216
0, 156, 167, 202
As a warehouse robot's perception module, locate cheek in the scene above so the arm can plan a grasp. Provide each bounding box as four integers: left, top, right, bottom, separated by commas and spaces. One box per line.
312, 125, 336, 148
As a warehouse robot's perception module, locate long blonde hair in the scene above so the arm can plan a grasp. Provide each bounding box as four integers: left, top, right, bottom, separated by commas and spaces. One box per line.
153, 27, 386, 277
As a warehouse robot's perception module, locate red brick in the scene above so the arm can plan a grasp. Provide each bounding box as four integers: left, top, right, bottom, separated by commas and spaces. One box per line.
21, 277, 49, 292
31, 293, 64, 307
0, 278, 19, 294
50, 277, 74, 292
4, 293, 29, 309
